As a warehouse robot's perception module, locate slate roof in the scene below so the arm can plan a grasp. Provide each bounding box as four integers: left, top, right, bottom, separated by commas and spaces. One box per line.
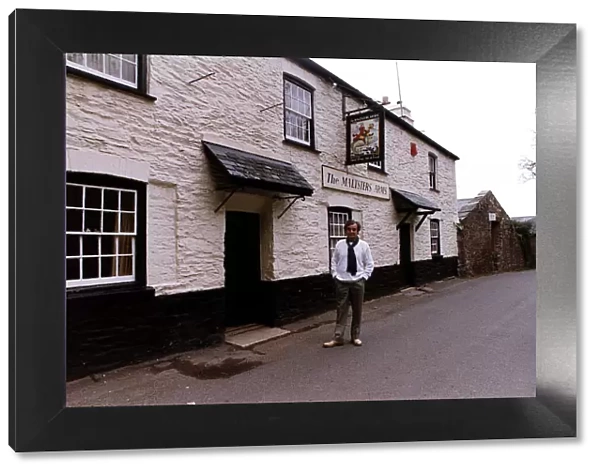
457, 190, 490, 220
390, 188, 441, 212
203, 142, 314, 197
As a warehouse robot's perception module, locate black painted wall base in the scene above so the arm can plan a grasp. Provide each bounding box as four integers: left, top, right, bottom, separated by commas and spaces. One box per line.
413, 256, 459, 286
67, 285, 225, 381
67, 257, 458, 379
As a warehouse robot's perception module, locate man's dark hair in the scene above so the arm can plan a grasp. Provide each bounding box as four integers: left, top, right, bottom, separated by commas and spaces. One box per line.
344, 219, 362, 232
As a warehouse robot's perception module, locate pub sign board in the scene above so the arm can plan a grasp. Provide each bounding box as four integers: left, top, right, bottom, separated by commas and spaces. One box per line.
346, 110, 385, 165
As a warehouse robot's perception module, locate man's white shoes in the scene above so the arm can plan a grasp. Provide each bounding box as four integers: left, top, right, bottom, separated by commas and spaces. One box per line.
323, 339, 362, 347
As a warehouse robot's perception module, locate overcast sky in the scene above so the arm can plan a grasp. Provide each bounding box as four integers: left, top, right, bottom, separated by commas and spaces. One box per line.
312, 58, 536, 218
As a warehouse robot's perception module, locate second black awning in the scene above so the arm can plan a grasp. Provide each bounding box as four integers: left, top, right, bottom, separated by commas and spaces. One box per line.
391, 188, 441, 230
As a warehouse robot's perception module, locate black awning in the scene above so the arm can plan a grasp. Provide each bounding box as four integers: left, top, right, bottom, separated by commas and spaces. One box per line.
390, 188, 441, 213
203, 141, 314, 197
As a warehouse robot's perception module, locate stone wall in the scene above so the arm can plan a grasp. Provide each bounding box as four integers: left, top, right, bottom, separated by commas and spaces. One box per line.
457, 192, 526, 277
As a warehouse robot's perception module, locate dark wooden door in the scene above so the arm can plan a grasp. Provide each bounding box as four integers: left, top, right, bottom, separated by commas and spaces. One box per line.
399, 224, 415, 286
224, 211, 262, 326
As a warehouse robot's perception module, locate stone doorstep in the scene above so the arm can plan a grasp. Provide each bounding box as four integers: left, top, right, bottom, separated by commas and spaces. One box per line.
225, 323, 263, 337
225, 326, 291, 349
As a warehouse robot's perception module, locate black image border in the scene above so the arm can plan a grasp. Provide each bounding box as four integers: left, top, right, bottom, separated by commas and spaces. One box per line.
9, 9, 577, 452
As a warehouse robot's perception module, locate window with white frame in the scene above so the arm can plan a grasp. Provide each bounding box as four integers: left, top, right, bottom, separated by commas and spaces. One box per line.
328, 207, 352, 264
430, 219, 441, 256
368, 159, 384, 171
429, 153, 438, 190
284, 78, 314, 146
66, 182, 138, 288
66, 53, 139, 88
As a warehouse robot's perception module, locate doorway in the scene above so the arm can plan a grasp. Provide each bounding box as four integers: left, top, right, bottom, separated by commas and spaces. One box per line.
399, 224, 415, 286
490, 220, 500, 272
224, 211, 263, 327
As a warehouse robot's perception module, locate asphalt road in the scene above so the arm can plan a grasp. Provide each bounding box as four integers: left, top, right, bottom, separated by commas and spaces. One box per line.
67, 270, 536, 407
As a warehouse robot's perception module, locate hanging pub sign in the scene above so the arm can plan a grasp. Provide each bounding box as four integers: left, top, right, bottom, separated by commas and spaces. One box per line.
346, 110, 385, 165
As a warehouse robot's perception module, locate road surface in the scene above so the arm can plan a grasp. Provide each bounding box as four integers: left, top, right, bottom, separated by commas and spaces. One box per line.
67, 270, 536, 406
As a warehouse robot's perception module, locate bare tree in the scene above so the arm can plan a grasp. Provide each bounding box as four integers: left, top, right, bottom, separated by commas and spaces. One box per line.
519, 156, 536, 181
519, 128, 536, 182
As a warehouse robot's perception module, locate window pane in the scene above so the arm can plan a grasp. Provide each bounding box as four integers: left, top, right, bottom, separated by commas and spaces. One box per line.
121, 191, 135, 211
101, 235, 117, 255
107, 55, 121, 78
284, 82, 291, 102
123, 54, 137, 63
103, 211, 118, 232
83, 235, 99, 256
295, 99, 303, 114
122, 62, 136, 83
120, 213, 135, 233
67, 259, 80, 280
101, 256, 117, 277
67, 235, 80, 256
303, 120, 310, 142
85, 187, 102, 209
84, 210, 102, 232
67, 53, 85, 65
82, 257, 99, 279
67, 185, 83, 208
118, 256, 134, 276
67, 209, 83, 232
87, 54, 104, 72
104, 189, 119, 210
118, 236, 134, 255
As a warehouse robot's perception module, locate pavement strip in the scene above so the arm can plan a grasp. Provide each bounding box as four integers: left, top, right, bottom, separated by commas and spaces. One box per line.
223, 282, 450, 348
68, 278, 463, 389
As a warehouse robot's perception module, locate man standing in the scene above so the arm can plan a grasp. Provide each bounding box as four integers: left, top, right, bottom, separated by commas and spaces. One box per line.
324, 219, 375, 348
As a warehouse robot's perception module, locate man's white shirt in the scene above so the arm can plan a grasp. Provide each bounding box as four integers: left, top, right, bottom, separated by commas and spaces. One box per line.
331, 238, 375, 281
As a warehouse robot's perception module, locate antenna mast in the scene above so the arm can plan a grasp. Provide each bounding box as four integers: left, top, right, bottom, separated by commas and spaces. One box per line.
395, 61, 405, 118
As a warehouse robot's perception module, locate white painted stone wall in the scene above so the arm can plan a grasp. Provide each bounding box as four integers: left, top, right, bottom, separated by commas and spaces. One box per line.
66, 55, 459, 295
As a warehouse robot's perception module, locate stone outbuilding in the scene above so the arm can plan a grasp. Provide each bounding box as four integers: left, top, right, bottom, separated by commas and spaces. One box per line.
456, 190, 527, 277
65, 54, 461, 378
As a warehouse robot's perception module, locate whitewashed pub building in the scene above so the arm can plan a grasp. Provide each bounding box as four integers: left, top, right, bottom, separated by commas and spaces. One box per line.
65, 54, 460, 378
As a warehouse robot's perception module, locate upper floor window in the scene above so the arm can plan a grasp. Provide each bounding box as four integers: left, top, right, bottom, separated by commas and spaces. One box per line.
284, 77, 314, 147
429, 153, 438, 190
67, 54, 140, 88
368, 160, 384, 172
430, 219, 441, 256
66, 173, 147, 289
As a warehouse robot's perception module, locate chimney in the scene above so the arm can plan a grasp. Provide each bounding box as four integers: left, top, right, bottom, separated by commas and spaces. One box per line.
388, 102, 415, 126
400, 106, 414, 125
381, 96, 390, 105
